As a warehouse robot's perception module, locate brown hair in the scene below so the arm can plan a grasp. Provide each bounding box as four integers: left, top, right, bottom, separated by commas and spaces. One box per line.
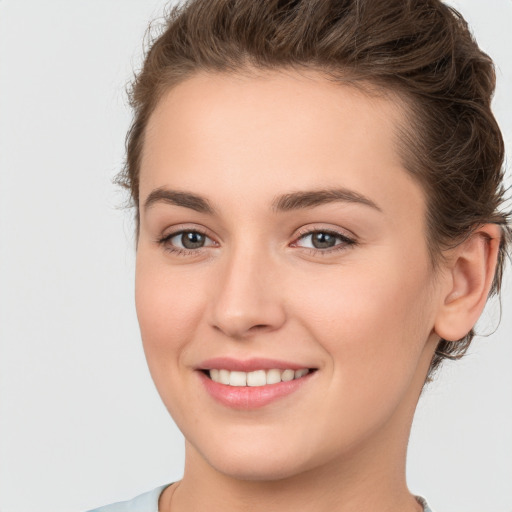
119, 0, 510, 377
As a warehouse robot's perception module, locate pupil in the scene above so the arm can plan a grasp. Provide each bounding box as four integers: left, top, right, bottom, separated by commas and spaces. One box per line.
182, 231, 205, 249
312, 232, 336, 249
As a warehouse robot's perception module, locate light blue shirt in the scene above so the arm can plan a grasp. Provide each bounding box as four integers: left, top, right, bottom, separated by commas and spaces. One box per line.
85, 484, 170, 512
86, 484, 434, 512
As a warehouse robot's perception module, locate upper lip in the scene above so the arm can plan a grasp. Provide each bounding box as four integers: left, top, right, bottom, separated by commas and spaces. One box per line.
197, 357, 314, 372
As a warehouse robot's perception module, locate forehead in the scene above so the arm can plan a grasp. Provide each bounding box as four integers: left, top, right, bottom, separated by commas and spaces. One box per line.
140, 69, 424, 219
142, 69, 406, 165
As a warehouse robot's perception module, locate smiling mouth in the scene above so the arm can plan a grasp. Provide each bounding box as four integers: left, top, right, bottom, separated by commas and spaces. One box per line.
202, 368, 316, 387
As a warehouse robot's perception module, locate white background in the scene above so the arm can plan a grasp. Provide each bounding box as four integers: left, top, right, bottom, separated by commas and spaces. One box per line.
0, 1, 511, 511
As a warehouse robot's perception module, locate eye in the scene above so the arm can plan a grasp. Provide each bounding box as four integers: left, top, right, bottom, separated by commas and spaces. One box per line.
293, 229, 356, 251
172, 231, 208, 249
158, 229, 217, 253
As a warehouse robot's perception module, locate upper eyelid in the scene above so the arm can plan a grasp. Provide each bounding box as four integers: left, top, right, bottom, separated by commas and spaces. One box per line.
160, 224, 215, 240
168, 230, 215, 242
293, 225, 356, 241
293, 234, 354, 248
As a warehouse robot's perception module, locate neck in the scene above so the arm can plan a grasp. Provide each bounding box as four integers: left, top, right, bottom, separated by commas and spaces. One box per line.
165, 420, 421, 512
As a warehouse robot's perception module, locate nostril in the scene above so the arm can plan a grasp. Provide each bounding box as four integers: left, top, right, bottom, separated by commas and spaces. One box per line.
250, 324, 270, 331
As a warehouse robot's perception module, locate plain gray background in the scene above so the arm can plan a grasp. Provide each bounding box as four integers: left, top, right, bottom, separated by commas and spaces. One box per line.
0, 1, 511, 511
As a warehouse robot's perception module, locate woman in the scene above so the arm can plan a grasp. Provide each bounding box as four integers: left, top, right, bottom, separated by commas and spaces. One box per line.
88, 0, 509, 510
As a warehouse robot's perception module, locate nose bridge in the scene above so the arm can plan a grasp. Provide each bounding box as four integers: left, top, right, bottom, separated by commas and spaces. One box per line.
209, 241, 286, 338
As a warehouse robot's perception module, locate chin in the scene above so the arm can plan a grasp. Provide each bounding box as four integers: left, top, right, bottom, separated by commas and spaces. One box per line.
189, 430, 330, 482
206, 452, 310, 482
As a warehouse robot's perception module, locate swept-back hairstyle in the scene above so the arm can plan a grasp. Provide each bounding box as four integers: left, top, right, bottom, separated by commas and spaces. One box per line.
119, 0, 510, 377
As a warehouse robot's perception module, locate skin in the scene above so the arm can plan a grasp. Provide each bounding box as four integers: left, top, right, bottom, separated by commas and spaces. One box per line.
135, 69, 500, 512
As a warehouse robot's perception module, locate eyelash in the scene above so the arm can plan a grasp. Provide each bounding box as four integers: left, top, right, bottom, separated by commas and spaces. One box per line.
157, 227, 214, 257
291, 227, 357, 255
157, 227, 357, 257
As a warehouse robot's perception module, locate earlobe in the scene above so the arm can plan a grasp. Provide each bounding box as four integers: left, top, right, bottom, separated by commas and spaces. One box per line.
434, 224, 501, 342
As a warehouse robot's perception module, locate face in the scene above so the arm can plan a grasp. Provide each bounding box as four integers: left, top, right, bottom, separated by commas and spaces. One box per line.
135, 70, 442, 480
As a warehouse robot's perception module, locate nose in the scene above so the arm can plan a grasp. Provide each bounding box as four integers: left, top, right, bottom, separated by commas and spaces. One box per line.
208, 247, 287, 339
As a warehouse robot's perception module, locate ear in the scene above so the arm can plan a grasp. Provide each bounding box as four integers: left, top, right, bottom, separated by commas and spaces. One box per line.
434, 224, 502, 342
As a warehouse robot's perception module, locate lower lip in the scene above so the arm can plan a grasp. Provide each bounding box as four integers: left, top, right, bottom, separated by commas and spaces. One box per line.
198, 371, 315, 409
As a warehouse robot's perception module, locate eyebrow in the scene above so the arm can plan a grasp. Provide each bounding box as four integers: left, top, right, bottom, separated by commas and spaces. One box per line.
272, 188, 382, 212
143, 186, 381, 215
143, 187, 215, 214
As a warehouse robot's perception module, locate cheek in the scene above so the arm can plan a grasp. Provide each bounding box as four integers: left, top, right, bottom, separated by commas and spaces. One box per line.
292, 250, 434, 389
288, 259, 435, 448
134, 254, 207, 373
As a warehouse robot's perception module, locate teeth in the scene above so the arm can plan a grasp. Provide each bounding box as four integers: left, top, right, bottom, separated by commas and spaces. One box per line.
229, 371, 247, 387
208, 368, 311, 386
219, 369, 230, 385
247, 370, 266, 387
266, 368, 282, 385
281, 369, 295, 382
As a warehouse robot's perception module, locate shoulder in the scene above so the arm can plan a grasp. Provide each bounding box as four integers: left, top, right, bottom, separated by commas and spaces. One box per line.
85, 484, 171, 512
416, 495, 436, 512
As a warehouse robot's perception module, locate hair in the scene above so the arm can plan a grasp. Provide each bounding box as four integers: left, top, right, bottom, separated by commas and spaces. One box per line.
118, 0, 510, 378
